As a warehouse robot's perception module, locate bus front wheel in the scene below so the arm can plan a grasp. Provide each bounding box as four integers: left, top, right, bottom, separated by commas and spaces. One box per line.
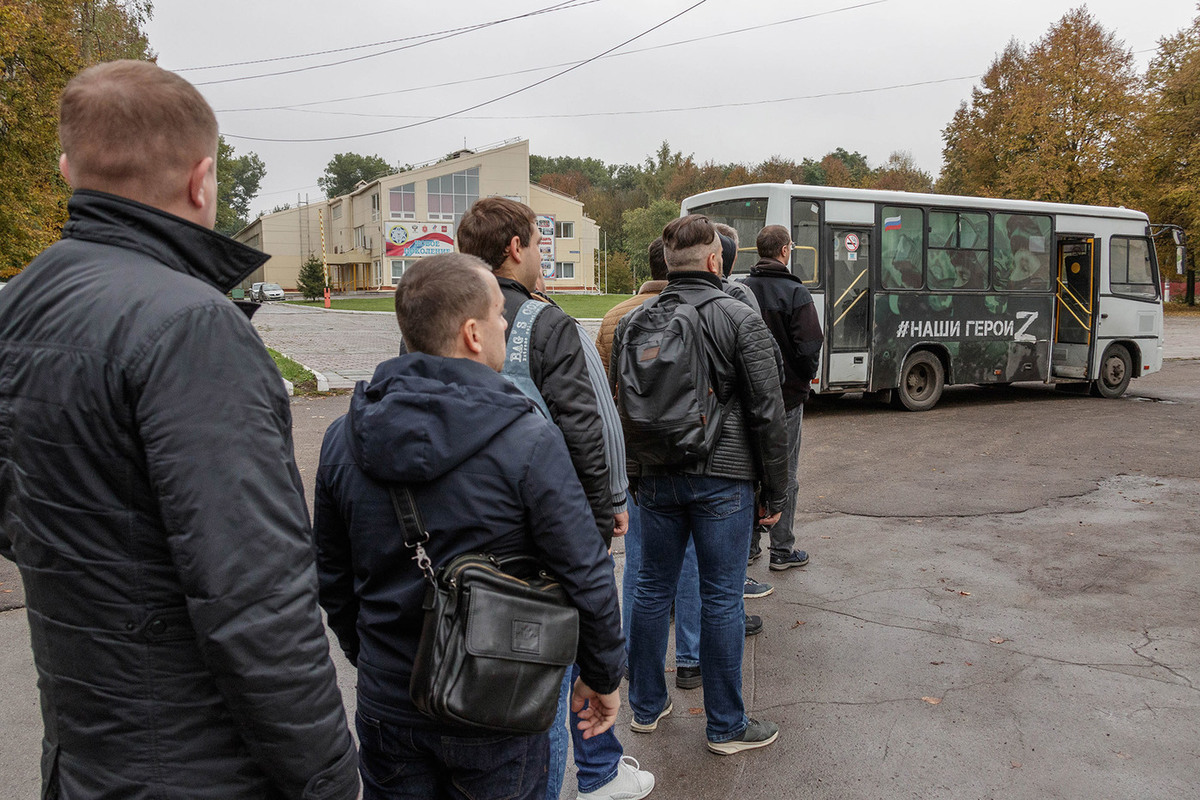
1091, 344, 1132, 399
892, 351, 944, 411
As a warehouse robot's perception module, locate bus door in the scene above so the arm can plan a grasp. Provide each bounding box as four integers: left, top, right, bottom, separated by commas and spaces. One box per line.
825, 228, 872, 386
1052, 236, 1096, 379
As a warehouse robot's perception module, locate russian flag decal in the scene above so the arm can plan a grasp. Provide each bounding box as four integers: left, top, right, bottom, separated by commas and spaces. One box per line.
883, 215, 902, 232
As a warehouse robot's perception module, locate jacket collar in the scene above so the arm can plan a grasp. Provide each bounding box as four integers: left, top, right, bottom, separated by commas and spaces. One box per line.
749, 258, 803, 283
496, 275, 534, 299
666, 271, 723, 290
62, 190, 269, 293
637, 280, 668, 295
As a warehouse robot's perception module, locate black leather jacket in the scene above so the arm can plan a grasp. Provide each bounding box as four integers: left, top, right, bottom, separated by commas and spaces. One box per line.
743, 259, 825, 408
0, 191, 358, 800
610, 272, 789, 512
496, 277, 614, 546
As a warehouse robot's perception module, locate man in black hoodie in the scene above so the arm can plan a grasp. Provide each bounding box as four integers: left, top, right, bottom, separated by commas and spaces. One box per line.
742, 225, 825, 571
315, 254, 626, 800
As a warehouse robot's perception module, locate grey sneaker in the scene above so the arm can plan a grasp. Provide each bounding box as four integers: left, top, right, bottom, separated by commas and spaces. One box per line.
744, 614, 763, 636
707, 718, 780, 755
769, 549, 810, 571
744, 576, 774, 598
630, 701, 673, 733
577, 755, 655, 800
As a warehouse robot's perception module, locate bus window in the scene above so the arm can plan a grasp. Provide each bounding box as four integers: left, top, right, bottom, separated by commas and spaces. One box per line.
880, 206, 923, 289
791, 198, 821, 285
994, 214, 1052, 291
928, 211, 988, 290
689, 198, 768, 274
1110, 237, 1158, 300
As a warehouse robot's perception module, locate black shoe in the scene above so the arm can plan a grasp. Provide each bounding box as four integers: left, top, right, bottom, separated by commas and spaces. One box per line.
707, 718, 780, 755
743, 576, 774, 599
747, 546, 763, 567
744, 614, 762, 636
675, 665, 702, 689
769, 549, 810, 571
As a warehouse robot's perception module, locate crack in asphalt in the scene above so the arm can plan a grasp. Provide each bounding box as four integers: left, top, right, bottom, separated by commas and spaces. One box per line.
1131, 629, 1197, 690
784, 600, 1200, 693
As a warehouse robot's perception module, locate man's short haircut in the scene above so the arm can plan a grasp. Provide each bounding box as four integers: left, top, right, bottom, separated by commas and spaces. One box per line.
662, 214, 720, 271
713, 222, 739, 251
58, 60, 218, 208
456, 197, 538, 270
395, 253, 494, 357
647, 238, 668, 281
757, 225, 791, 259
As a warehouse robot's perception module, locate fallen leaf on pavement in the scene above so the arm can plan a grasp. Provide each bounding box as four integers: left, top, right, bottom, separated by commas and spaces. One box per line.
688, 708, 703, 716
930, 661, 944, 665
990, 637, 1007, 644
959, 591, 971, 596
1011, 761, 1022, 769
791, 620, 806, 629
921, 696, 942, 705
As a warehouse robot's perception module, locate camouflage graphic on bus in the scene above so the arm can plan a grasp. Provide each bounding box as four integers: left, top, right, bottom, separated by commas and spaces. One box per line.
871, 292, 1055, 389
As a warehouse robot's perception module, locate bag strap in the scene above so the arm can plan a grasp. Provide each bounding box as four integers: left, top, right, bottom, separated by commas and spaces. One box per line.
501, 299, 552, 419
389, 486, 436, 586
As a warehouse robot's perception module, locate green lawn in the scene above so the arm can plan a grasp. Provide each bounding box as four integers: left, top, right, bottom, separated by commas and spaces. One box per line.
266, 348, 317, 393
287, 293, 635, 319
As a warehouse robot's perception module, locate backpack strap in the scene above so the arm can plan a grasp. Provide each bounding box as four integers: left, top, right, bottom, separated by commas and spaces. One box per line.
502, 299, 552, 419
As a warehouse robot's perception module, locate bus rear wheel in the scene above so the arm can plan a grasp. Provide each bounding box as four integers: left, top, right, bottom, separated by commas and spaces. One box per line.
892, 351, 944, 411
1091, 344, 1132, 399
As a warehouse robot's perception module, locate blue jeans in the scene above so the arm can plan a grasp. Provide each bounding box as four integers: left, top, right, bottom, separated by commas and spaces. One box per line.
623, 500, 701, 668
628, 475, 753, 743
546, 668, 625, 798
357, 711, 548, 800
754, 404, 803, 556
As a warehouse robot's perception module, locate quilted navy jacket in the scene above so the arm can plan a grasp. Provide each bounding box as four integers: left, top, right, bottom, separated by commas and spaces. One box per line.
0, 191, 358, 800
314, 354, 625, 730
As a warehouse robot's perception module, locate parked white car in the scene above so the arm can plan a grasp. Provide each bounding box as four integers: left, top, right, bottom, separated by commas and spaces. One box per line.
259, 283, 285, 301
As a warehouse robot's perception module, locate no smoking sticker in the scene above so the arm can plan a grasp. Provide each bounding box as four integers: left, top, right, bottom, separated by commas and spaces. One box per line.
845, 233, 860, 252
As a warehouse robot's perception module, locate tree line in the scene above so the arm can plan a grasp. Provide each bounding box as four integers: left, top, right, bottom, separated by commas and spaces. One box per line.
3, 5, 1198, 290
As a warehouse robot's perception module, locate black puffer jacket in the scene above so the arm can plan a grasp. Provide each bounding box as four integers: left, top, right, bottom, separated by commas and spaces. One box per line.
496, 277, 614, 545
610, 272, 789, 512
314, 355, 625, 728
742, 259, 825, 408
0, 191, 358, 800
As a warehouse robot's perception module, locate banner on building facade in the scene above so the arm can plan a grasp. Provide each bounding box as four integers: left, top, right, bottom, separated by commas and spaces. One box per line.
536, 214, 556, 278
385, 222, 454, 258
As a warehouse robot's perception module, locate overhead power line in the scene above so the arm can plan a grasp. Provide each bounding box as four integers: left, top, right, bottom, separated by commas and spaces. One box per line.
223, 0, 710, 143
215, 0, 889, 113
193, 1, 598, 85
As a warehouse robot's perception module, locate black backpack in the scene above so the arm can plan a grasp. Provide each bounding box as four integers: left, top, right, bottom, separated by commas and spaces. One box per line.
616, 292, 723, 467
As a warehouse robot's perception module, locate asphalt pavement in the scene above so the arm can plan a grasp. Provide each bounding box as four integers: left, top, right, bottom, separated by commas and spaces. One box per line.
1, 311, 1198, 798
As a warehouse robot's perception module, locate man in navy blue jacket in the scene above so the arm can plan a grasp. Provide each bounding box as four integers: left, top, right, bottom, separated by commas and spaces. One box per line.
314, 253, 626, 800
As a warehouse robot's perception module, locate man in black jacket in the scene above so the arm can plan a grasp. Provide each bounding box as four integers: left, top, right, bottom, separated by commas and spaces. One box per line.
456, 198, 651, 800
742, 224, 825, 571
0, 61, 358, 799
613, 215, 789, 755
315, 254, 626, 800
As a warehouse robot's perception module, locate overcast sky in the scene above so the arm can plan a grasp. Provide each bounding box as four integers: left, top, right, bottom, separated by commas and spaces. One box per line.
144, 0, 1198, 217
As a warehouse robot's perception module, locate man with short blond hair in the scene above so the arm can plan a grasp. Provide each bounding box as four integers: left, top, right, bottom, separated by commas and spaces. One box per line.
316, 253, 625, 800
0, 60, 358, 799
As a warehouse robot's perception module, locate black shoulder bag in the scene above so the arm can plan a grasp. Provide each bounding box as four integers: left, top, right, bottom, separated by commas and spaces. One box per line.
391, 487, 580, 735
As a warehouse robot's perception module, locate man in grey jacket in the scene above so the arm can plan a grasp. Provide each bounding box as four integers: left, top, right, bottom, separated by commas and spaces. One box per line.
0, 61, 357, 799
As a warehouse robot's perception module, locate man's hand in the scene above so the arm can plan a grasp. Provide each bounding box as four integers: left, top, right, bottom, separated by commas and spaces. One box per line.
758, 507, 782, 527
571, 678, 620, 739
612, 510, 629, 538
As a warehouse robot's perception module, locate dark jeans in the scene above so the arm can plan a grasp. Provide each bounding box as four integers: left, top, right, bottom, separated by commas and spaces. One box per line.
357, 711, 548, 800
753, 403, 803, 556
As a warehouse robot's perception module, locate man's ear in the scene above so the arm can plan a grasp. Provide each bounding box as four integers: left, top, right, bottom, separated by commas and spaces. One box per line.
506, 234, 524, 264
461, 317, 484, 356
187, 156, 215, 210
59, 154, 72, 187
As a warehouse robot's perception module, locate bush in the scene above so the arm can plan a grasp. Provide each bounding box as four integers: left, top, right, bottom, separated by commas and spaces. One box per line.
600, 251, 636, 294
296, 254, 327, 301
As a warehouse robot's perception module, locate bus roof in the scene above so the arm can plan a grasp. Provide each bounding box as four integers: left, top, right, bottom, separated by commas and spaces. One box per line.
682, 184, 1151, 223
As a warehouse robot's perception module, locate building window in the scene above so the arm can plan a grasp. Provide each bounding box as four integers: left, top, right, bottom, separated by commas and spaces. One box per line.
391, 259, 414, 283
427, 167, 479, 225
355, 226, 368, 251
331, 203, 343, 220
389, 184, 415, 219
555, 221, 574, 239
371, 193, 381, 222
555, 262, 575, 279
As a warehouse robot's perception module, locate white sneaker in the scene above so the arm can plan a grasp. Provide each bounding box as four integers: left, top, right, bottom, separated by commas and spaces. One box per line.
576, 756, 655, 800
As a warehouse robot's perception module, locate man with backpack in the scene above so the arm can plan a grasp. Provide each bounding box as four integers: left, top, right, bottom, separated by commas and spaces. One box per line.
611, 214, 789, 754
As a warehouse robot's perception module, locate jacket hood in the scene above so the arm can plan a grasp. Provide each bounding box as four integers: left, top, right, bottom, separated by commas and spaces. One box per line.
63, 190, 269, 292
345, 353, 538, 483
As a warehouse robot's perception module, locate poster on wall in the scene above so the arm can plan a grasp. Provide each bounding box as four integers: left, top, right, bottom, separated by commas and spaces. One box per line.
385, 222, 454, 258
536, 214, 556, 277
